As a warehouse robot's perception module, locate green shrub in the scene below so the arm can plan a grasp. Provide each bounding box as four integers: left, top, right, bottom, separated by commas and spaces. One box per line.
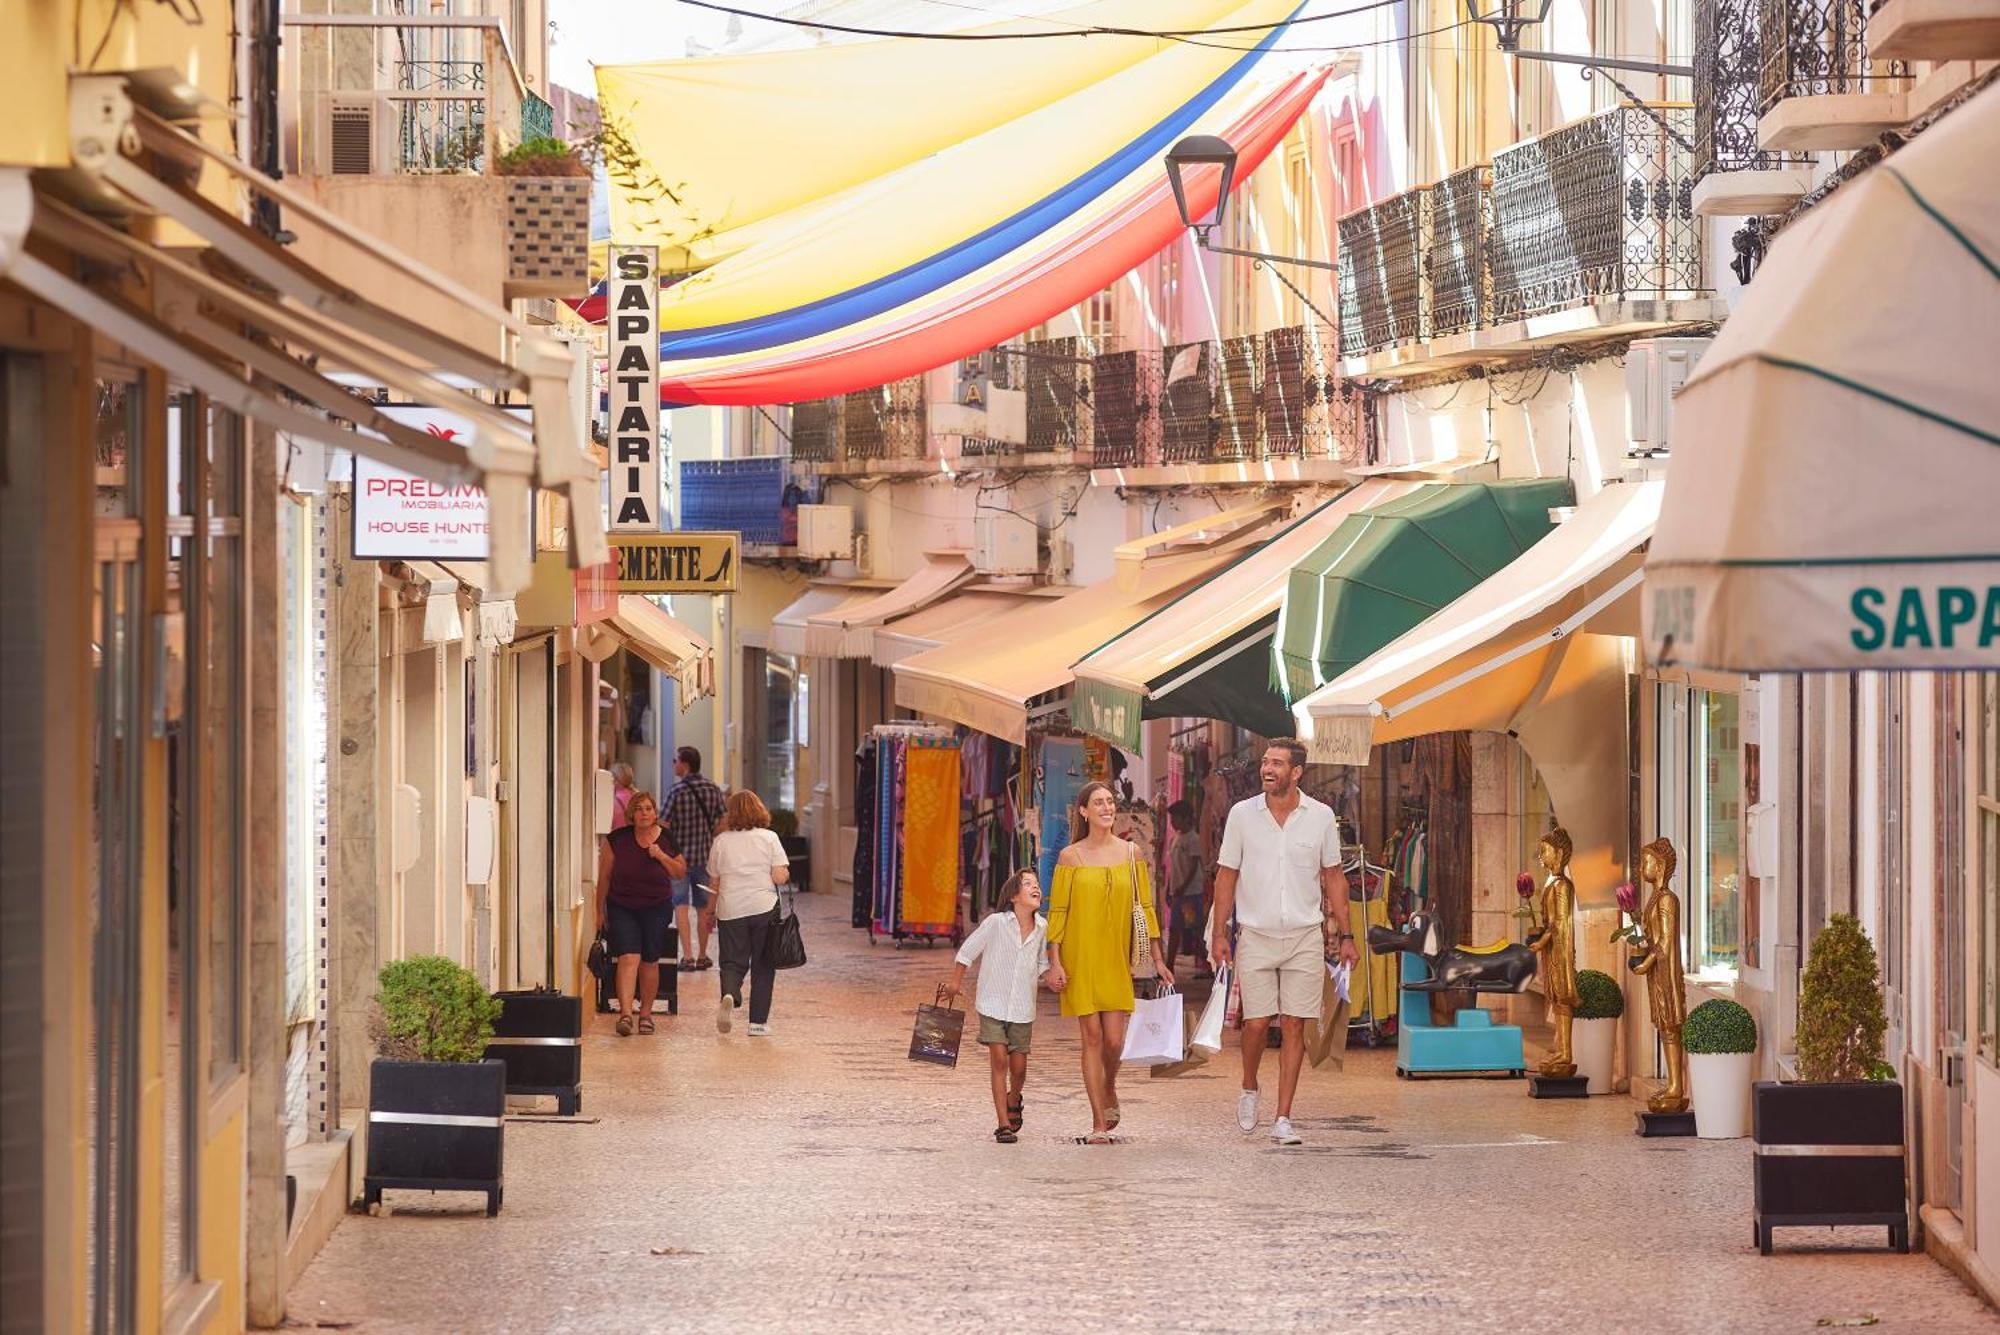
372, 956, 501, 1062
769, 806, 800, 840
1574, 969, 1625, 1020
1796, 913, 1889, 1083
495, 136, 589, 178
1683, 998, 1758, 1055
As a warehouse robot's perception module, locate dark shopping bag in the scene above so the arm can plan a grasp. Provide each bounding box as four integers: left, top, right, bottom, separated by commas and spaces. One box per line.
908, 984, 966, 1068
767, 892, 807, 970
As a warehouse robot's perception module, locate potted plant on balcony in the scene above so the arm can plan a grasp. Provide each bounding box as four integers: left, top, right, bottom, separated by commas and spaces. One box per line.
1684, 998, 1757, 1139
1752, 914, 1906, 1254
1572, 968, 1623, 1095
495, 135, 591, 301
363, 955, 507, 1216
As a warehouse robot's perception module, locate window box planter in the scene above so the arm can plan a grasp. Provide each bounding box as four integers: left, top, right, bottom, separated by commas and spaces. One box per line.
503, 177, 590, 301
485, 989, 583, 1115
363, 1057, 506, 1216
1752, 1079, 1907, 1254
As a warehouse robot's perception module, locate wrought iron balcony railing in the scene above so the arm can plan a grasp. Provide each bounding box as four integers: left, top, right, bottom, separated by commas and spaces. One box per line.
840, 376, 928, 462
1427, 166, 1492, 339
1215, 335, 1263, 462
1090, 348, 1162, 469
1695, 0, 1816, 179
1336, 187, 1431, 355
1758, 0, 1907, 113
1264, 324, 1373, 468
1023, 336, 1094, 454
1488, 104, 1704, 323
787, 399, 841, 463
1161, 341, 1218, 463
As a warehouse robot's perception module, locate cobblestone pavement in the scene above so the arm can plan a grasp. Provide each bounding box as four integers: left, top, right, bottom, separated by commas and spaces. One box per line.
291, 891, 1995, 1334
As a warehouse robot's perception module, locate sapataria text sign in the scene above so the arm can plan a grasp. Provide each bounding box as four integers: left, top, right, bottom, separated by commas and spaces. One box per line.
612, 533, 739, 594
608, 245, 662, 532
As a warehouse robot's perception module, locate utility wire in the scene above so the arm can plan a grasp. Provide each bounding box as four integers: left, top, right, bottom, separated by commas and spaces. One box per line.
675, 0, 1410, 40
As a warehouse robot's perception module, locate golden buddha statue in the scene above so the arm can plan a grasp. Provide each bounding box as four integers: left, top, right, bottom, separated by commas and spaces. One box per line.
1526, 826, 1579, 1079
1628, 837, 1689, 1114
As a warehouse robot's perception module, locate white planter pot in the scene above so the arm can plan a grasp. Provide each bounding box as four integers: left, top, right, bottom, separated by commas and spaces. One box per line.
1574, 1017, 1617, 1095
1689, 1051, 1755, 1138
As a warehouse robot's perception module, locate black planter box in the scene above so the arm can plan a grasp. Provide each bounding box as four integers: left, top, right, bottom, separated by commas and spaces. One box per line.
364, 1058, 505, 1216
782, 834, 811, 892
486, 990, 583, 1115
1752, 1080, 1907, 1254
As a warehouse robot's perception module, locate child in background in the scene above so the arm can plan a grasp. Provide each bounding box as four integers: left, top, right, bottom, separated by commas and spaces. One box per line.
943, 871, 1048, 1144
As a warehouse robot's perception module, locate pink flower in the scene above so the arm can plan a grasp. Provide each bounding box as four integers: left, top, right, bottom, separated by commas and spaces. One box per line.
1516, 872, 1535, 900
1615, 881, 1638, 914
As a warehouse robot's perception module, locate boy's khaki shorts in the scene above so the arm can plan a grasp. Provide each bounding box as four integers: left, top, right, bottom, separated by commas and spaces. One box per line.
977, 1014, 1034, 1054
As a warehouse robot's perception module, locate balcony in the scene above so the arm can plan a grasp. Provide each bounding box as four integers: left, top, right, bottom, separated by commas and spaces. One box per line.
1758, 0, 1912, 149
1022, 336, 1095, 455
1338, 105, 1724, 382
1088, 325, 1372, 487
1867, 0, 2000, 61
1694, 0, 1818, 214
784, 377, 929, 473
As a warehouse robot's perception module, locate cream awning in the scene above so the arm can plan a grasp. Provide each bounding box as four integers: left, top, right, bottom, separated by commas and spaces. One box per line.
1071, 479, 1421, 748
871, 589, 1048, 668
1644, 79, 2000, 671
893, 532, 1271, 744
0, 77, 605, 593
803, 551, 975, 659
577, 596, 713, 703
770, 584, 885, 659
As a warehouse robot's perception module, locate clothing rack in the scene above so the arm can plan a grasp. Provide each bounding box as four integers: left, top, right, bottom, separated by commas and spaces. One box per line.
1342, 838, 1397, 1047
860, 724, 963, 947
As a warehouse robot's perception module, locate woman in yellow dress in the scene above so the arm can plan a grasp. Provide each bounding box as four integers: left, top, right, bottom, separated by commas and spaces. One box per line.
1047, 781, 1173, 1142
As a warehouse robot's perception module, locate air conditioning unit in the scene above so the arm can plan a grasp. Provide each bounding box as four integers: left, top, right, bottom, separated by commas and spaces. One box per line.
797, 503, 855, 559
973, 511, 1040, 576
1046, 536, 1074, 584
1626, 336, 1710, 456
311, 93, 398, 176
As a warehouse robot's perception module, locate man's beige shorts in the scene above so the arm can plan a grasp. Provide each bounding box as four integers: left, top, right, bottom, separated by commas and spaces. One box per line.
1235, 925, 1323, 1020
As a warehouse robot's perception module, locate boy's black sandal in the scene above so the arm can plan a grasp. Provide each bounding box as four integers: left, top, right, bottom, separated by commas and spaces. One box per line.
1007, 1096, 1024, 1131
994, 1126, 1018, 1144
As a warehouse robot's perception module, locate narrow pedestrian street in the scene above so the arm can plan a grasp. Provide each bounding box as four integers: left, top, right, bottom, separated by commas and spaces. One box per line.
287, 890, 1992, 1334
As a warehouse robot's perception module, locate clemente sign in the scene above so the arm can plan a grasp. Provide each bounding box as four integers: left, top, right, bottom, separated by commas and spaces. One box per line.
608, 244, 661, 532
613, 533, 739, 594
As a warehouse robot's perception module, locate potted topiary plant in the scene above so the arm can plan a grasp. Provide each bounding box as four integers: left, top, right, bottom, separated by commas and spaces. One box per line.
495, 135, 591, 300
364, 955, 507, 1216
1572, 968, 1623, 1095
1752, 914, 1906, 1254
1684, 998, 1757, 1139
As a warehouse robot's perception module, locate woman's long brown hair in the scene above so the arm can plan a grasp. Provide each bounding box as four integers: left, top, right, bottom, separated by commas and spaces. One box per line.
1069, 780, 1116, 843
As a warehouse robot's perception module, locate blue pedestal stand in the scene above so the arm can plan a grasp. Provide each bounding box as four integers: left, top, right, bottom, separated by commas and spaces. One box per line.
1393, 952, 1526, 1078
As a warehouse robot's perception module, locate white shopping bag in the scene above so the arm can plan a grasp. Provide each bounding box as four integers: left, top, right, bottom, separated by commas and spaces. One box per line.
1189, 965, 1230, 1054
1120, 986, 1185, 1066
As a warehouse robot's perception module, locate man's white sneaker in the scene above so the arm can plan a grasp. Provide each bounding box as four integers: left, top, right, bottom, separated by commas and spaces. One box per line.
747, 1023, 771, 1037
1237, 1089, 1260, 1133
1272, 1116, 1303, 1146
716, 994, 734, 1034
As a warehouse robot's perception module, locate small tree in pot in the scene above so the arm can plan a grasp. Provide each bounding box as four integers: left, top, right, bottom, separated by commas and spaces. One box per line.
1752, 914, 1906, 1254
364, 956, 508, 1216
1684, 998, 1757, 1139
1572, 969, 1623, 1095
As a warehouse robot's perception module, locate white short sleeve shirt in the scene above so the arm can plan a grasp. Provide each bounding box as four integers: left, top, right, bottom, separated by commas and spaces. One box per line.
954, 911, 1048, 1024
1217, 791, 1343, 932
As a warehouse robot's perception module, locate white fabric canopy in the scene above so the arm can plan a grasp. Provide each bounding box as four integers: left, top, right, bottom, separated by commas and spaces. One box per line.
1644, 80, 2000, 671
870, 590, 1047, 668
770, 584, 884, 659
577, 596, 714, 702
803, 552, 974, 658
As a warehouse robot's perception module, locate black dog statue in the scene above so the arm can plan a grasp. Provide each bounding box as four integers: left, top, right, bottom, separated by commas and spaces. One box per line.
1366, 912, 1538, 993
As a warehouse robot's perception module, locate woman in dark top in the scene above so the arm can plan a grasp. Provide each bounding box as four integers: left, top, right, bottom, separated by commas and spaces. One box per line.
595, 791, 687, 1035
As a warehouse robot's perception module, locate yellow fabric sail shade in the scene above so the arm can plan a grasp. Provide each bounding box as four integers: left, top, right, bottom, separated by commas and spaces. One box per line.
893, 533, 1271, 744
579, 595, 714, 702
595, 0, 1247, 269
645, 0, 1301, 332
803, 552, 975, 659
1293, 482, 1663, 764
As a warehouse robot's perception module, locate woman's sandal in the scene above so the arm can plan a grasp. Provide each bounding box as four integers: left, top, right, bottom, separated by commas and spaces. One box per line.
1080, 1130, 1115, 1145
994, 1126, 1018, 1144
615, 1015, 635, 1037
1104, 1105, 1121, 1131
1007, 1096, 1024, 1131
637, 1015, 656, 1035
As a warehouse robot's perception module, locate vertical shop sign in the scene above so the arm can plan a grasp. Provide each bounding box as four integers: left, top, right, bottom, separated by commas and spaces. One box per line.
608, 245, 661, 531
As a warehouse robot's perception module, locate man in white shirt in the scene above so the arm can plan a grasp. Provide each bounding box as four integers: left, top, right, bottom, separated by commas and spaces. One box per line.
1210, 738, 1358, 1145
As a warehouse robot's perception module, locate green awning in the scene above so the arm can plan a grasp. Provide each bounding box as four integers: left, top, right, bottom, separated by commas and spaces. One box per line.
1072, 615, 1293, 749
1273, 479, 1574, 704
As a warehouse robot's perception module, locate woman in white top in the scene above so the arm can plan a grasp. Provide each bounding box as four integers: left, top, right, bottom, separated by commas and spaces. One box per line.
707, 789, 792, 1036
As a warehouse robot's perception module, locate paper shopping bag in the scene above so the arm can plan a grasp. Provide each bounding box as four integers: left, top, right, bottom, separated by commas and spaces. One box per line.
1309, 962, 1352, 1070
1120, 986, 1185, 1066
1189, 965, 1230, 1054
907, 985, 965, 1068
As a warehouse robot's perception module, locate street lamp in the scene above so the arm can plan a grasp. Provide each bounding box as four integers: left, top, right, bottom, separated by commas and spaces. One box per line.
1163, 134, 1336, 272
1164, 134, 1237, 244
1462, 0, 1554, 53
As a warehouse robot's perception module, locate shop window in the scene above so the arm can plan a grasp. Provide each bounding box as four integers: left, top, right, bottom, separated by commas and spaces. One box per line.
162, 391, 201, 1292
1979, 674, 2000, 1063
205, 408, 247, 1085
1656, 683, 1743, 978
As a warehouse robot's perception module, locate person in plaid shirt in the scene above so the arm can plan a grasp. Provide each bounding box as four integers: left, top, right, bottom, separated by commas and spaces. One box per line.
665, 746, 726, 970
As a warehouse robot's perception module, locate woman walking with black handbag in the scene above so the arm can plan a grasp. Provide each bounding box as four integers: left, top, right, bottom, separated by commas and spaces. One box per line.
706, 790, 792, 1037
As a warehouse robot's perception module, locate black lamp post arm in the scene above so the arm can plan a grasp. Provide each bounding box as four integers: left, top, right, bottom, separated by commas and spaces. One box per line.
1192, 232, 1338, 272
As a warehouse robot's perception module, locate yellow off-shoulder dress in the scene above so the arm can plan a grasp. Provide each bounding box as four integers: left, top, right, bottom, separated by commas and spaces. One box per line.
1047, 860, 1160, 1018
